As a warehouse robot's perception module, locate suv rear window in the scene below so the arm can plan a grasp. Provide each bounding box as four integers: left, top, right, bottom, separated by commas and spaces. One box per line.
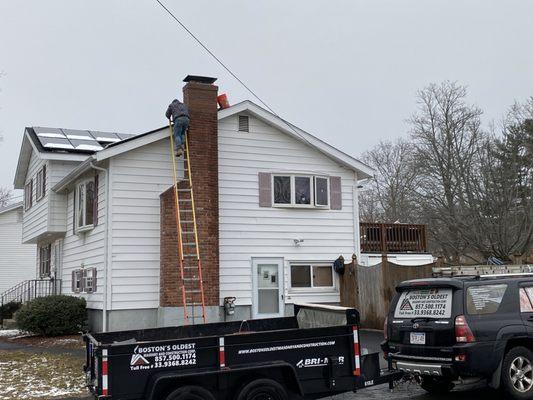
394, 288, 453, 319
466, 284, 507, 315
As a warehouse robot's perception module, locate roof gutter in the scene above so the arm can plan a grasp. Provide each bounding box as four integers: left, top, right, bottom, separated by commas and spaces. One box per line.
52, 156, 96, 193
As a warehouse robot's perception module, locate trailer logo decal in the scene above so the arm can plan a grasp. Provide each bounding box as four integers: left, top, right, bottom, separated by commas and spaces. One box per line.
129, 342, 197, 371
130, 354, 150, 366
296, 356, 344, 368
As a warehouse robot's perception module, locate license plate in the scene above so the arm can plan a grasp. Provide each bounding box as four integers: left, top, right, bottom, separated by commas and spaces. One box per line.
410, 332, 426, 345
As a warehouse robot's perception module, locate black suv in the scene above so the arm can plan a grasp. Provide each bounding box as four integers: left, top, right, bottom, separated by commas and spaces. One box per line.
381, 275, 533, 399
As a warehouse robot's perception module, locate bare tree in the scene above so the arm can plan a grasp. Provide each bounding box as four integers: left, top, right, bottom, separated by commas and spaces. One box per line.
0, 187, 11, 208
359, 139, 420, 223
409, 81, 485, 262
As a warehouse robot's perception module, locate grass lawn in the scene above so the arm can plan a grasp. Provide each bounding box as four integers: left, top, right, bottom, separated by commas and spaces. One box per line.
0, 350, 87, 399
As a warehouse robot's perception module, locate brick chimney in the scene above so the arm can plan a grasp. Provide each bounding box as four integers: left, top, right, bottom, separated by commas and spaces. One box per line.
160, 76, 219, 310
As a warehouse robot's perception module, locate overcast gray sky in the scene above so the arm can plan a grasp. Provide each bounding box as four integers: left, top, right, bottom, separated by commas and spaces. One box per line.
1, 0, 532, 196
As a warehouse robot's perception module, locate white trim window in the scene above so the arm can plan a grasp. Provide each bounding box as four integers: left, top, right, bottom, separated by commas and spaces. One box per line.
71, 267, 97, 293
75, 180, 95, 232
35, 165, 46, 201
272, 174, 329, 208
39, 243, 51, 278
24, 179, 33, 211
290, 263, 335, 290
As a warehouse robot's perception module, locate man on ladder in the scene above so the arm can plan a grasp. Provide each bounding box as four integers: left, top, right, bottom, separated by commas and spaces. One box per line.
165, 98, 190, 157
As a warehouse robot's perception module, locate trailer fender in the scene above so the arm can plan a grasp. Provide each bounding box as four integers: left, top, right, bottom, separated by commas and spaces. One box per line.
145, 361, 303, 400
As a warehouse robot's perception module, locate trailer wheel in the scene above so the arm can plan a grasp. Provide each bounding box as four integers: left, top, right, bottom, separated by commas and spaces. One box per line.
236, 378, 288, 400
166, 385, 216, 400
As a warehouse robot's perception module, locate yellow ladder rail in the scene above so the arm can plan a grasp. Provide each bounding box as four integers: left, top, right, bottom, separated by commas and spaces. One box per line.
168, 122, 207, 325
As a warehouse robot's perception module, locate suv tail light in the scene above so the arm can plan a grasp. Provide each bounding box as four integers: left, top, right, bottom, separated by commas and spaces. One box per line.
383, 316, 389, 340
455, 315, 475, 343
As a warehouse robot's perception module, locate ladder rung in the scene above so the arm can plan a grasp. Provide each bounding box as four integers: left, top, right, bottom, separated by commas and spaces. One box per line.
186, 290, 201, 293
181, 231, 194, 234
183, 242, 196, 246
183, 266, 198, 269
187, 303, 204, 306
177, 189, 191, 192
183, 254, 197, 258
180, 220, 194, 223
179, 199, 193, 202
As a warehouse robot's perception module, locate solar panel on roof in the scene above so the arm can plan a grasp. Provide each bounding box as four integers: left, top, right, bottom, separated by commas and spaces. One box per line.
69, 138, 103, 151
32, 126, 138, 153
39, 136, 75, 150
62, 129, 93, 141
90, 131, 121, 143
34, 127, 66, 139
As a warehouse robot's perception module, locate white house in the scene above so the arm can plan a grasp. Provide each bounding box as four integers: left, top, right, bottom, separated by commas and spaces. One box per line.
0, 202, 37, 296
12, 75, 429, 332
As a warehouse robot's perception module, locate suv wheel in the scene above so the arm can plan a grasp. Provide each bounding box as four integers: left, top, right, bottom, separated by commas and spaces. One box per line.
420, 376, 454, 394
502, 347, 533, 399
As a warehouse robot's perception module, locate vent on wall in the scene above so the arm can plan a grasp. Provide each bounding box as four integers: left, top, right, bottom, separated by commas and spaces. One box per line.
238, 115, 249, 132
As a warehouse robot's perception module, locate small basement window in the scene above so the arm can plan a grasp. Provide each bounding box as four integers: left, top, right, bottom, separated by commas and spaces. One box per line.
238, 115, 249, 132
290, 264, 334, 289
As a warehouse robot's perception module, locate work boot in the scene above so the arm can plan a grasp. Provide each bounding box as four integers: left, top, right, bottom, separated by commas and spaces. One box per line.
175, 147, 183, 157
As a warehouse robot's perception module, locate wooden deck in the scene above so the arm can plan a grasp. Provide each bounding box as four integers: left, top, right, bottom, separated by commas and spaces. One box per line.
360, 222, 427, 253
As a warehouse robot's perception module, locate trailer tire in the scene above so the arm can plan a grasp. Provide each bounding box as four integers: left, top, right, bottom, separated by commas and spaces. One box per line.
236, 378, 288, 400
166, 385, 215, 400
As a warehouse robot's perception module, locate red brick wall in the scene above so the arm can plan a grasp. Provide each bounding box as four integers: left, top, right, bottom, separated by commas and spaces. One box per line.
160, 80, 220, 307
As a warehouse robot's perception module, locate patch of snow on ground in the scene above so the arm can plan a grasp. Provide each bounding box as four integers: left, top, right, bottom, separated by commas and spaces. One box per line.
0, 329, 22, 337
55, 338, 79, 344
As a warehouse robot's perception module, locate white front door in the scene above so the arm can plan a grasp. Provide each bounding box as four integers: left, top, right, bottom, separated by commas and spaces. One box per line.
252, 258, 284, 318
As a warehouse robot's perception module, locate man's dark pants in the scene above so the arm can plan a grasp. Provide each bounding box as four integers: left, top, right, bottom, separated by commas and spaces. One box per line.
173, 116, 190, 149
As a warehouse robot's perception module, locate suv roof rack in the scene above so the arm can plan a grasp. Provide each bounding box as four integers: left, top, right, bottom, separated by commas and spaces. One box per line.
433, 265, 533, 278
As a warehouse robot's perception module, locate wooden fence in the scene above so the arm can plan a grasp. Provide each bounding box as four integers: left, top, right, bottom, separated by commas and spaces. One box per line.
340, 254, 435, 329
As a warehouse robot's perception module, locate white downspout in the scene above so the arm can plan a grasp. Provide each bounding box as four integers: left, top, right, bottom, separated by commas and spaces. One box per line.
90, 161, 110, 332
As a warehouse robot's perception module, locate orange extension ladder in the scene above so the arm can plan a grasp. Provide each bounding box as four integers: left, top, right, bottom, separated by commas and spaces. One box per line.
168, 122, 207, 324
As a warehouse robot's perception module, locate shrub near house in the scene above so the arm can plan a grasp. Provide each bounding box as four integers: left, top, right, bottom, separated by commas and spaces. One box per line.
15, 295, 87, 336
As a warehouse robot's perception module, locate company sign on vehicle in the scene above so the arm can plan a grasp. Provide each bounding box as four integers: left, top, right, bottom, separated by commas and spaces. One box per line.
394, 288, 452, 318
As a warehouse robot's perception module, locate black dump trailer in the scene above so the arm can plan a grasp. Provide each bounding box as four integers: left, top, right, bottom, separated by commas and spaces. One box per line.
84, 303, 401, 400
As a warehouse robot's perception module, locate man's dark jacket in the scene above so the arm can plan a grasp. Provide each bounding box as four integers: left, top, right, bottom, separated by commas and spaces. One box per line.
166, 100, 190, 120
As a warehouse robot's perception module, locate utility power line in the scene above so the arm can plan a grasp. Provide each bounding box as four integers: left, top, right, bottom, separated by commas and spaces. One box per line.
153, 0, 316, 148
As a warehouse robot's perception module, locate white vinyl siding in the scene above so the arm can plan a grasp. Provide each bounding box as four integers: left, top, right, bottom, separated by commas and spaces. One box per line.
109, 139, 174, 310
22, 151, 48, 243
0, 207, 37, 294
22, 154, 79, 243
48, 161, 79, 233
218, 114, 359, 307
61, 170, 106, 309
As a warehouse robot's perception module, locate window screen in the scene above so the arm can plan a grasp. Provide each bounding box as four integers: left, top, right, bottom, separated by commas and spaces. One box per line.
466, 284, 507, 315
273, 176, 291, 204
291, 265, 311, 287
315, 177, 329, 206
312, 266, 333, 287
295, 177, 311, 205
